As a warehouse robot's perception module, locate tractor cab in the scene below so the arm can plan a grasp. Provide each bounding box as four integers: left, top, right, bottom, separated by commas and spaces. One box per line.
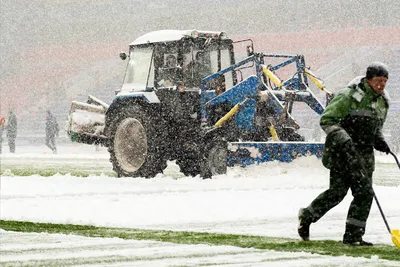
118, 30, 236, 93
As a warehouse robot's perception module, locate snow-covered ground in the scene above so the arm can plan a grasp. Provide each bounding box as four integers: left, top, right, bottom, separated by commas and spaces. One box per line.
1, 144, 399, 266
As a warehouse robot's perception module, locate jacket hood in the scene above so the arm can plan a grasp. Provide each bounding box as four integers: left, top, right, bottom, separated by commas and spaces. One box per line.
346, 76, 364, 87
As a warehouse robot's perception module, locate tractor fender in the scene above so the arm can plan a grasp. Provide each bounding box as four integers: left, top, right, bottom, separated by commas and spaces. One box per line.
104, 92, 160, 138
116, 91, 160, 103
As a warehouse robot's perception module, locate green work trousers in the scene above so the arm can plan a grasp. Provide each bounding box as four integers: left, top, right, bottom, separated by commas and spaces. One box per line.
305, 168, 374, 241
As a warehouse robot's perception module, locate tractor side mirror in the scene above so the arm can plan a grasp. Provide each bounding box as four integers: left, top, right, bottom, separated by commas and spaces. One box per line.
236, 70, 244, 83
246, 45, 254, 56
119, 52, 128, 60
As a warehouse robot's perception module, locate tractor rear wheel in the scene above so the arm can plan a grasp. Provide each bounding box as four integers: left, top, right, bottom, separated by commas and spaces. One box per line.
108, 106, 167, 178
200, 137, 228, 179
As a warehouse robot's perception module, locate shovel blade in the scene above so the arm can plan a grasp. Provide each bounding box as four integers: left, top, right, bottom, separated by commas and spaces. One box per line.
391, 229, 400, 248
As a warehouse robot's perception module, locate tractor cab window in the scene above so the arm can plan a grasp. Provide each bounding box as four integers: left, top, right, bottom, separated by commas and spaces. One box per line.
155, 43, 184, 88
184, 51, 212, 88
183, 40, 234, 90
122, 46, 155, 92
158, 54, 182, 87
219, 48, 233, 89
165, 54, 177, 68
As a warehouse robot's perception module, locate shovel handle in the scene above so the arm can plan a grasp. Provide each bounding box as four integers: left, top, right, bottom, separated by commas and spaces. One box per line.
389, 151, 400, 169
373, 193, 392, 234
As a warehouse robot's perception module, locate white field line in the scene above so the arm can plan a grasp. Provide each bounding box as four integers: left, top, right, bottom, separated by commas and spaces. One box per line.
1, 231, 397, 267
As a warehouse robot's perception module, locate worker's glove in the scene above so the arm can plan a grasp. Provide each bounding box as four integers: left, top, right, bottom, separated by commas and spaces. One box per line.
342, 140, 365, 178
374, 139, 391, 154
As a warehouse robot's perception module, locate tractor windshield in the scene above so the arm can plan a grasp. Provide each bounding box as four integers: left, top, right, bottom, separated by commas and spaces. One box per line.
122, 46, 155, 92
183, 40, 234, 89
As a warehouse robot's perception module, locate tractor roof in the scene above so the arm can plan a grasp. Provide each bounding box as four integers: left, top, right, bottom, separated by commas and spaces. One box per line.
130, 29, 228, 46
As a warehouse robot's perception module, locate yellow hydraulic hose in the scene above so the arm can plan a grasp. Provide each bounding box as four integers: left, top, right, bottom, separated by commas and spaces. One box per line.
304, 69, 325, 90
262, 67, 283, 87
213, 98, 281, 142
305, 69, 334, 97
215, 104, 240, 127
269, 125, 280, 141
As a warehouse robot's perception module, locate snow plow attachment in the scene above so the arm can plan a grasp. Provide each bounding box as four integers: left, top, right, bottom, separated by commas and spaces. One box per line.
67, 95, 109, 146
212, 98, 325, 166
200, 53, 329, 166
228, 141, 324, 166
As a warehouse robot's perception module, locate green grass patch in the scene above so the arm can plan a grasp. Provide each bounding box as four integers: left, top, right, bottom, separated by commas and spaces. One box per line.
0, 167, 116, 177
1, 220, 398, 261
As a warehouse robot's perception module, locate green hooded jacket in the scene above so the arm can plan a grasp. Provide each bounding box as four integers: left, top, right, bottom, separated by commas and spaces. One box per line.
321, 77, 389, 172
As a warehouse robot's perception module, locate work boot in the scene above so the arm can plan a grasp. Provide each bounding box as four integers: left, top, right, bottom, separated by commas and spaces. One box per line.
298, 208, 311, 241
343, 239, 373, 246
343, 226, 371, 246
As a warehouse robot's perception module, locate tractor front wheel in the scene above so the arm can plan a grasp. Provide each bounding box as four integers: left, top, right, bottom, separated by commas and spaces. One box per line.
108, 106, 167, 178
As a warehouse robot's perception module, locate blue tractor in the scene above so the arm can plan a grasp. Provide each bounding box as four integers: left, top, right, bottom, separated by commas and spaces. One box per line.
67, 30, 332, 178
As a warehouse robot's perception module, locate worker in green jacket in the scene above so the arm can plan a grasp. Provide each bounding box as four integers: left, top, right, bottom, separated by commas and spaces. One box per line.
298, 62, 391, 246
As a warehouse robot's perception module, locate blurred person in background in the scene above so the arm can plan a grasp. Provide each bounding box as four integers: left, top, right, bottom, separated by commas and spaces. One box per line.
6, 110, 17, 153
45, 110, 59, 154
0, 116, 5, 153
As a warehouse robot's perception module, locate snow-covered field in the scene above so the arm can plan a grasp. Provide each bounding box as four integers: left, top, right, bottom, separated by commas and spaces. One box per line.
1, 144, 399, 266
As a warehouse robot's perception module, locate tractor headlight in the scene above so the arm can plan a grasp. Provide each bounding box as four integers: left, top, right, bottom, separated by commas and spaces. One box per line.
219, 32, 228, 39
191, 30, 199, 38
177, 83, 185, 93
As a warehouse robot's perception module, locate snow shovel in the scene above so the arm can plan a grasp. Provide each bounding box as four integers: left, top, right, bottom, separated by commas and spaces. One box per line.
384, 151, 400, 247
373, 192, 400, 247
